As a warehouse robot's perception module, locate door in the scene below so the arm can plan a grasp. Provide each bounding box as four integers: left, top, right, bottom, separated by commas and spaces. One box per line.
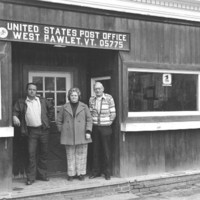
91, 76, 111, 96
29, 71, 72, 174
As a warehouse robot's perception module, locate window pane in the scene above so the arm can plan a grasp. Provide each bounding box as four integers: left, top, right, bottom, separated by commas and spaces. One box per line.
45, 77, 54, 91
45, 92, 54, 105
45, 92, 55, 121
32, 77, 43, 90
56, 78, 66, 91
36, 92, 43, 97
57, 93, 66, 106
56, 106, 62, 114
128, 72, 198, 112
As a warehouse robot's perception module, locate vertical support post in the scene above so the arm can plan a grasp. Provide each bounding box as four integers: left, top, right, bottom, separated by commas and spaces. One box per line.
0, 41, 12, 197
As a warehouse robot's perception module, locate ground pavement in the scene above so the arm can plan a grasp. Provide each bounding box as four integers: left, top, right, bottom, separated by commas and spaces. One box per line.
88, 183, 200, 200
8, 170, 200, 200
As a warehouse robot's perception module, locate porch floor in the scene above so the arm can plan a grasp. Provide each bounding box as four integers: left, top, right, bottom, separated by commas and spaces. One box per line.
6, 169, 200, 199
11, 174, 127, 199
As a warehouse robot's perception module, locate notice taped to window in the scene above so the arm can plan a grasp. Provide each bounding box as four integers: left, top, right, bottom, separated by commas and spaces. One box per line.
162, 74, 172, 86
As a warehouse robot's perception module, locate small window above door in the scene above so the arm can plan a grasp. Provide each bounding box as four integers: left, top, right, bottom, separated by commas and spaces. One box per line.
91, 76, 111, 96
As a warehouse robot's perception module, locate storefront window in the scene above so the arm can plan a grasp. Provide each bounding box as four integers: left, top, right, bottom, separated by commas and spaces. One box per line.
128, 70, 198, 113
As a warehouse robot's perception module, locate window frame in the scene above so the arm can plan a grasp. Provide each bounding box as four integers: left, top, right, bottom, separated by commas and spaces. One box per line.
29, 71, 73, 121
128, 68, 200, 117
121, 62, 200, 132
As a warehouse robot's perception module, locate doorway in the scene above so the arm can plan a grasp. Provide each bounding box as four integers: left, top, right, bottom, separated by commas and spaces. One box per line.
87, 76, 112, 172
12, 42, 119, 178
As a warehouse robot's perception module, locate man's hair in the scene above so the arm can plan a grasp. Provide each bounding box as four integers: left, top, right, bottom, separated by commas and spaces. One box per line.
93, 82, 104, 90
68, 87, 81, 101
26, 82, 37, 90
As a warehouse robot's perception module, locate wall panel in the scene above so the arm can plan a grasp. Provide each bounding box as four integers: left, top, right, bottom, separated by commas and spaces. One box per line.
0, 41, 12, 192
1, 1, 200, 177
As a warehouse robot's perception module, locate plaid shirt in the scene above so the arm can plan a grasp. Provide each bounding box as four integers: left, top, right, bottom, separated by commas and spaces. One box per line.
89, 93, 116, 126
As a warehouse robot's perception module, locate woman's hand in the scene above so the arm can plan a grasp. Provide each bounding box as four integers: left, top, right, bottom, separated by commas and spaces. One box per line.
85, 133, 91, 140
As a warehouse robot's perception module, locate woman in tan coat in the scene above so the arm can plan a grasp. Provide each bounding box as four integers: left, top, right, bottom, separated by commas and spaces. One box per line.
57, 88, 93, 181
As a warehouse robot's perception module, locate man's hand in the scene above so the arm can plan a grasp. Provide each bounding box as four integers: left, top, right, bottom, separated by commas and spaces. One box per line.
13, 116, 21, 126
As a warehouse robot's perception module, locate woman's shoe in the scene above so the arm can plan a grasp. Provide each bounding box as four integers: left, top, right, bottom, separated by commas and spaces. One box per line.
26, 179, 34, 185
79, 175, 85, 181
67, 176, 73, 181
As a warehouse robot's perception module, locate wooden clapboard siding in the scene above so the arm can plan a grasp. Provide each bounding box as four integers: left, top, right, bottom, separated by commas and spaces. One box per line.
1, 1, 200, 178
0, 138, 12, 193
0, 41, 12, 192
0, 42, 12, 127
120, 130, 200, 177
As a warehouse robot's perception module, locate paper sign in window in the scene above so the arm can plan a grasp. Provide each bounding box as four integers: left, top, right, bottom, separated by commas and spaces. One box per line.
162, 74, 172, 86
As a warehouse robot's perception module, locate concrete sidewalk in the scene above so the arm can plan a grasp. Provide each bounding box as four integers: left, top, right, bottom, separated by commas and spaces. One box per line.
2, 169, 200, 200
11, 175, 129, 199
87, 193, 139, 200
135, 183, 200, 200
86, 184, 200, 200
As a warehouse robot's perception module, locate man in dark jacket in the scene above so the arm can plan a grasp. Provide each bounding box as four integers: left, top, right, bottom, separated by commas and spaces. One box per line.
13, 83, 54, 185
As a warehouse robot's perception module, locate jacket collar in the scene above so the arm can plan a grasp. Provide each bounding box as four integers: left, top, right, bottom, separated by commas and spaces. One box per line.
26, 96, 39, 102
64, 102, 85, 116
24, 96, 41, 102
94, 93, 106, 99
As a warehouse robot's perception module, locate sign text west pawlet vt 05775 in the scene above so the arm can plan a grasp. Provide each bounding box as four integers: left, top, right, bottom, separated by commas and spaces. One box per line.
0, 20, 130, 51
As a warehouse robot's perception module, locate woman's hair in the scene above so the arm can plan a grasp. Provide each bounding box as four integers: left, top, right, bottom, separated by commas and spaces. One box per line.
68, 87, 81, 101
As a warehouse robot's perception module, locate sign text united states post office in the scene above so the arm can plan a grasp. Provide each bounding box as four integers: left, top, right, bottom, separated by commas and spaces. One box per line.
0, 21, 130, 51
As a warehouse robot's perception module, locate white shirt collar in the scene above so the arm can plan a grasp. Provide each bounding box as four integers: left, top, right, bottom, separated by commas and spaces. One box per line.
26, 96, 39, 102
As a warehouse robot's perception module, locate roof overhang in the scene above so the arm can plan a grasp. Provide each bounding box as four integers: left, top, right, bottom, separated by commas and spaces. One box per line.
36, 0, 200, 22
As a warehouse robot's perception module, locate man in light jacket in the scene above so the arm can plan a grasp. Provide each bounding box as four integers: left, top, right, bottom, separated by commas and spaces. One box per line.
89, 82, 116, 180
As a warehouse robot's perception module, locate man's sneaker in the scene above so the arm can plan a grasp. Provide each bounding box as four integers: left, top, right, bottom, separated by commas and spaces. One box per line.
105, 175, 111, 180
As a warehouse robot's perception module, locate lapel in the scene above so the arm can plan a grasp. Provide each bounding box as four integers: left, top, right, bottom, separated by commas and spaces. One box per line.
64, 102, 85, 117
64, 103, 73, 116
75, 102, 85, 116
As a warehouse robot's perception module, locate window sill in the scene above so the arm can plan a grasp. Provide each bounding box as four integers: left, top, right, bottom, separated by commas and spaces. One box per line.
128, 111, 200, 117
121, 121, 200, 132
0, 127, 14, 137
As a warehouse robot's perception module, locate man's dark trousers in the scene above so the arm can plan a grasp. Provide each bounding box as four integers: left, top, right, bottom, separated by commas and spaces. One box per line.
27, 127, 49, 181
91, 125, 112, 176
